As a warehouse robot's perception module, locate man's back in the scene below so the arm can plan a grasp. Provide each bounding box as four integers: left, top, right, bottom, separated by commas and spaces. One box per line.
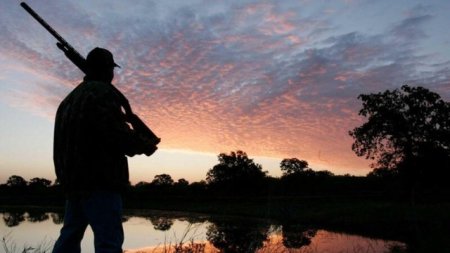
54, 80, 129, 194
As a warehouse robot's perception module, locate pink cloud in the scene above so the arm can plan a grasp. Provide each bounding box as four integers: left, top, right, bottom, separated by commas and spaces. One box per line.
1, 0, 449, 176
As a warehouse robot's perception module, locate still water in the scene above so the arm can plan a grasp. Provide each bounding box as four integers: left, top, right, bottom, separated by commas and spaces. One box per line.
0, 210, 406, 253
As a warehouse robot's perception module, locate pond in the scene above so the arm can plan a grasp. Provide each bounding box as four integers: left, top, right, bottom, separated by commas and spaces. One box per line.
0, 210, 406, 253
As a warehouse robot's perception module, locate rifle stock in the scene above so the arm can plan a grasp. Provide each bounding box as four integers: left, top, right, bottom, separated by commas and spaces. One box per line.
21, 2, 160, 146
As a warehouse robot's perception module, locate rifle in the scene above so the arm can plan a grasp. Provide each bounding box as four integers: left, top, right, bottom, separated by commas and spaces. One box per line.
20, 2, 161, 148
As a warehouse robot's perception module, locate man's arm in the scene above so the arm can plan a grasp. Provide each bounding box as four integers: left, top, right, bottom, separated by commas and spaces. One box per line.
88, 84, 157, 156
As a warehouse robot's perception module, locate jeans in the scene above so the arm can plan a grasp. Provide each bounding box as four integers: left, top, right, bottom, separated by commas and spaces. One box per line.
52, 192, 124, 253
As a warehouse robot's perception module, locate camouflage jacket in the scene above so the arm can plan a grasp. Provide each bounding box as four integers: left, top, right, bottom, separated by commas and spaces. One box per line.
54, 80, 153, 194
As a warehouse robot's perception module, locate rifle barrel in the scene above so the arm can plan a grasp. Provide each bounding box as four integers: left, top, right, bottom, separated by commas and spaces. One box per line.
20, 2, 160, 147
20, 2, 87, 73
20, 3, 70, 47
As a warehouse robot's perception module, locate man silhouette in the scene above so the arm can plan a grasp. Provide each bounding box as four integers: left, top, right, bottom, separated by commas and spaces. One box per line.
52, 47, 157, 253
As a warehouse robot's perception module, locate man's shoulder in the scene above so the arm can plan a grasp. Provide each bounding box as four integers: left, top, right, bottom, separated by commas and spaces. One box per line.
81, 80, 115, 94
59, 81, 118, 110
68, 80, 118, 102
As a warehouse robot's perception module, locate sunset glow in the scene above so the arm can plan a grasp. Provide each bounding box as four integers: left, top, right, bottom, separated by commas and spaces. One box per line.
1, 0, 450, 183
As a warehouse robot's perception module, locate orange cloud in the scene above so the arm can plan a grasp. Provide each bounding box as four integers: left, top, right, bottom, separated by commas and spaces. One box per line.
2, 0, 449, 177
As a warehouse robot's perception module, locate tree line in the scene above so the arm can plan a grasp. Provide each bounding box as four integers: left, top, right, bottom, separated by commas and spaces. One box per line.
0, 154, 345, 193
0, 151, 393, 200
0, 150, 446, 201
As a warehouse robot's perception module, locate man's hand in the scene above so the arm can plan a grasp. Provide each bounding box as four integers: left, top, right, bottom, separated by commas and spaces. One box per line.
144, 145, 158, 156
124, 112, 138, 124
127, 113, 161, 146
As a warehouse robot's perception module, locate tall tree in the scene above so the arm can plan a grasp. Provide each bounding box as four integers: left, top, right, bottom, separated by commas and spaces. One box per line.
175, 178, 189, 187
29, 177, 52, 188
6, 175, 27, 188
280, 158, 309, 176
349, 85, 450, 183
151, 174, 174, 186
206, 150, 266, 185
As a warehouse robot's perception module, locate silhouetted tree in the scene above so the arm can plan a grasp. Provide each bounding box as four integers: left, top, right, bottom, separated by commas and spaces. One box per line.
280, 158, 309, 176
206, 150, 266, 185
29, 177, 52, 189
367, 167, 399, 179
6, 175, 27, 188
314, 170, 334, 178
174, 178, 189, 194
176, 178, 189, 187
151, 174, 174, 186
134, 181, 150, 188
189, 180, 207, 194
349, 85, 450, 187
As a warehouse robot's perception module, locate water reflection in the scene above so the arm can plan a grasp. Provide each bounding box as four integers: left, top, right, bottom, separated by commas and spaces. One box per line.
148, 216, 174, 231
206, 218, 270, 252
0, 211, 406, 253
27, 210, 49, 223
281, 224, 317, 249
50, 213, 64, 224
3, 212, 25, 227
2, 211, 56, 227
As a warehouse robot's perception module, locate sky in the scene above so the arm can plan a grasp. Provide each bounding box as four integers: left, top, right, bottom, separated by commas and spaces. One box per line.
1, 0, 450, 184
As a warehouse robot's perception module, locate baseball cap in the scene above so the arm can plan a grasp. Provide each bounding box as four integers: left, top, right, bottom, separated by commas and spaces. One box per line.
86, 47, 121, 69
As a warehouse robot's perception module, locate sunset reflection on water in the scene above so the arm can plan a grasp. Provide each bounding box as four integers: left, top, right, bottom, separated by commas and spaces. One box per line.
126, 231, 406, 253
0, 212, 405, 253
